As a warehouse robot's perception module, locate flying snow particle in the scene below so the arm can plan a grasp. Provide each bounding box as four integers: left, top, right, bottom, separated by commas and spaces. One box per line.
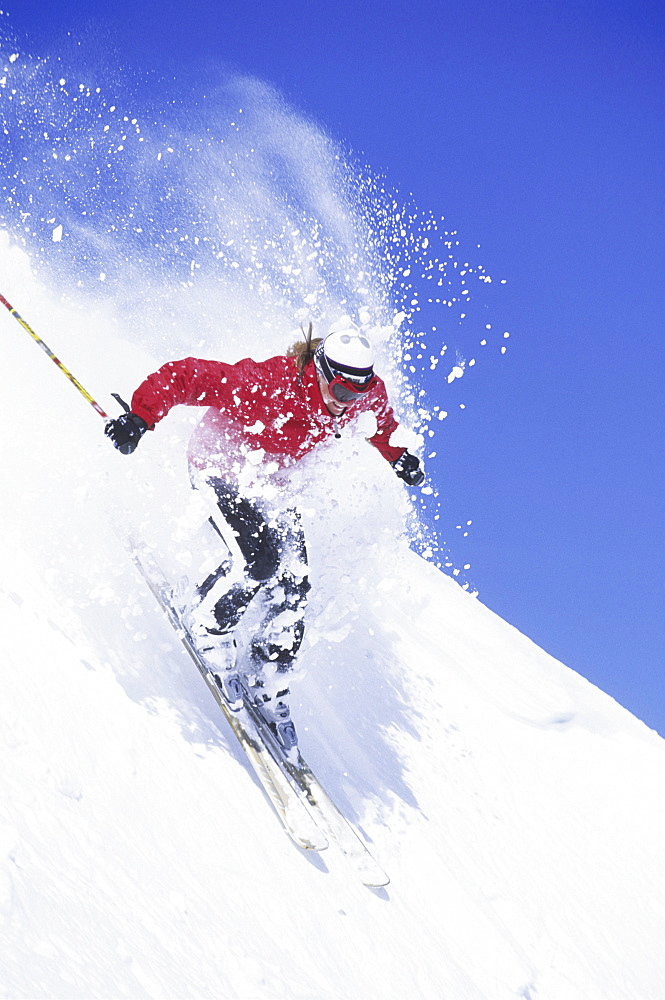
52, 225, 63, 242
244, 420, 266, 435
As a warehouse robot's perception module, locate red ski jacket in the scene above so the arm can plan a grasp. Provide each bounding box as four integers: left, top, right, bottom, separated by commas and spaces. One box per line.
130, 355, 405, 480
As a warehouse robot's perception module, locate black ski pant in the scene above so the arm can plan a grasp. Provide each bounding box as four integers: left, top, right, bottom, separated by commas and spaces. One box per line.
193, 478, 310, 673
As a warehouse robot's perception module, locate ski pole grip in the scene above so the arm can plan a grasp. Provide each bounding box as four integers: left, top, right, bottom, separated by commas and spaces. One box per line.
111, 393, 131, 414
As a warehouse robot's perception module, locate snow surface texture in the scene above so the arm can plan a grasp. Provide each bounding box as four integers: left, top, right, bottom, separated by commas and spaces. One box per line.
1, 52, 665, 1000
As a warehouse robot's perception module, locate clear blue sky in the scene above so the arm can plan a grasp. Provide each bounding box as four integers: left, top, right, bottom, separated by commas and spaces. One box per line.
3, 0, 664, 733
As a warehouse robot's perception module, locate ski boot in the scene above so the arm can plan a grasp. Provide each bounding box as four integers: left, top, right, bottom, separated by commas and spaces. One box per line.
195, 631, 243, 712
250, 675, 299, 758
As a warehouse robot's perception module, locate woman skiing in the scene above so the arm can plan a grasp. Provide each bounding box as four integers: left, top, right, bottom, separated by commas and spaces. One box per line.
105, 325, 424, 751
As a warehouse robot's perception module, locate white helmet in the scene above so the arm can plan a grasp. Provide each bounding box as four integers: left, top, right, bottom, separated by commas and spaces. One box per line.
315, 329, 375, 386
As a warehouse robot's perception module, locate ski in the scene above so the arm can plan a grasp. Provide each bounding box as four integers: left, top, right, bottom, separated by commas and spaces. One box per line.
128, 540, 328, 853
288, 762, 389, 887
129, 540, 389, 886
241, 694, 390, 887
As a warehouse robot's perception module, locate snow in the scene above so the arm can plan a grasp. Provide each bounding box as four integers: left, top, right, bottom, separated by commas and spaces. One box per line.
0, 44, 664, 994
1, 239, 665, 1000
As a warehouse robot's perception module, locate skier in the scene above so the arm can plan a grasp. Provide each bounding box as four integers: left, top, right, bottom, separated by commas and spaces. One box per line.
105, 325, 424, 751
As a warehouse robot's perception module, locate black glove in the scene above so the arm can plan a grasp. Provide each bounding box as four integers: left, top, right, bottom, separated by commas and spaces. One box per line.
391, 450, 425, 486
105, 412, 148, 455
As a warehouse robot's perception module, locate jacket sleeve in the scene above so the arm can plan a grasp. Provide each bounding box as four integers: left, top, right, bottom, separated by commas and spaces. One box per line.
366, 383, 405, 464
130, 357, 243, 428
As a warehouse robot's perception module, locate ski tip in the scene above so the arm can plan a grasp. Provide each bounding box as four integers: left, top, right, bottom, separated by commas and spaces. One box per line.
298, 834, 330, 852
354, 857, 390, 888
362, 871, 390, 889
286, 810, 329, 852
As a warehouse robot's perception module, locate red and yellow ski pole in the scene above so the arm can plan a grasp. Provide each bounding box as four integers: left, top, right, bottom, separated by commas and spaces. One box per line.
0, 292, 109, 419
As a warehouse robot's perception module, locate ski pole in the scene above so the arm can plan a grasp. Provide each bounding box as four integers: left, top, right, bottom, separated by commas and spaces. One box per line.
0, 292, 109, 419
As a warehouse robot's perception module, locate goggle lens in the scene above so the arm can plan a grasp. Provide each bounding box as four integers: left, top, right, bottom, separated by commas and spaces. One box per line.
329, 374, 375, 402
330, 381, 361, 402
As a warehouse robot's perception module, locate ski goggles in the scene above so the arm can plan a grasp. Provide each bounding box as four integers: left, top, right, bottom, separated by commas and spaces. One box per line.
328, 373, 376, 403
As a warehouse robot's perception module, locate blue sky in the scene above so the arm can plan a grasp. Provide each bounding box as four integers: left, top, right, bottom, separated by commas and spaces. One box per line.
3, 0, 664, 733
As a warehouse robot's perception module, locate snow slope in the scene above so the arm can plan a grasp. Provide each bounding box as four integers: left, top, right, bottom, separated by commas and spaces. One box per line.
1, 47, 664, 996
2, 238, 665, 1000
